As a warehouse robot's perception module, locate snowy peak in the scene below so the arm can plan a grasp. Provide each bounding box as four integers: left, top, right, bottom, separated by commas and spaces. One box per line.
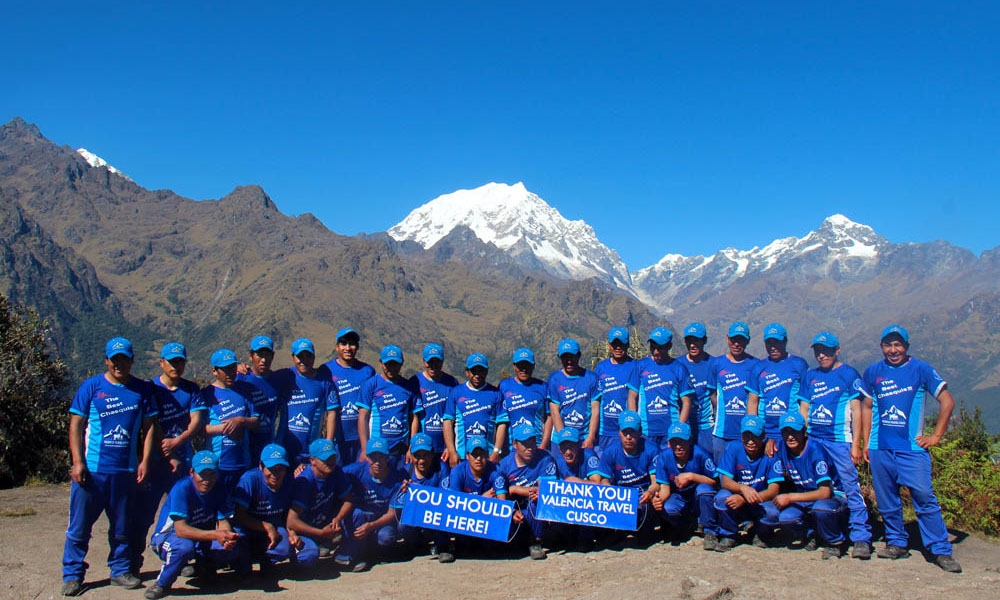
76, 148, 132, 181
389, 182, 634, 291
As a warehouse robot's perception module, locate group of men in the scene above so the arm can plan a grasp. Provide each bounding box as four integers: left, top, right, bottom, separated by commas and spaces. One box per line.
60, 322, 962, 598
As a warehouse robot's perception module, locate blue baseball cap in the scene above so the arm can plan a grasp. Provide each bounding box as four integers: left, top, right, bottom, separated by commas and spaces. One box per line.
410, 433, 434, 454
336, 328, 360, 342
191, 450, 219, 474
683, 322, 707, 339
557, 338, 581, 356
467, 435, 491, 453
811, 332, 840, 348
161, 342, 186, 361
466, 353, 489, 370
779, 412, 807, 432
608, 327, 629, 344
291, 338, 315, 356
741, 415, 765, 436
512, 423, 538, 442
648, 327, 673, 345
250, 335, 274, 352
763, 323, 788, 341
210, 348, 238, 368
668, 422, 691, 441
422, 343, 444, 362
728, 322, 751, 340
553, 428, 581, 445
309, 438, 338, 461
881, 325, 909, 344
260, 444, 290, 468
380, 344, 404, 364
512, 347, 535, 364
618, 410, 641, 431
366, 437, 390, 457
105, 337, 134, 359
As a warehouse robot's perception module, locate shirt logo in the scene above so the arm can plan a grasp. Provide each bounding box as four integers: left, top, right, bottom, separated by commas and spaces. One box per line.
816, 460, 829, 476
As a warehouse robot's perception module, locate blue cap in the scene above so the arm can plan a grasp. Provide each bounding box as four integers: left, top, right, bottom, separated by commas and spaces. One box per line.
336, 327, 360, 342
105, 337, 134, 359
558, 338, 581, 356
422, 343, 444, 362
309, 438, 337, 460
741, 415, 765, 436
683, 322, 707, 339
511, 423, 538, 442
380, 344, 404, 364
608, 327, 629, 344
763, 323, 787, 341
366, 437, 390, 456
191, 450, 219, 474
648, 327, 673, 345
779, 412, 807, 432
728, 322, 751, 340
466, 353, 489, 370
410, 433, 434, 454
668, 422, 691, 441
881, 325, 909, 343
291, 338, 315, 356
210, 348, 239, 368
618, 410, 641, 431
512, 347, 535, 364
250, 335, 274, 352
811, 332, 840, 348
553, 428, 581, 445
160, 342, 186, 361
467, 435, 491, 453
260, 444, 290, 468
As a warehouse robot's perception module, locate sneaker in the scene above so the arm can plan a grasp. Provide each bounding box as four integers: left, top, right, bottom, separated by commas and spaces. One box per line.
803, 538, 819, 552
751, 535, 769, 549
702, 532, 719, 552
934, 554, 962, 573
179, 565, 195, 578
714, 537, 736, 553
61, 580, 83, 597
822, 545, 843, 560
350, 561, 369, 573
318, 546, 332, 558
438, 552, 455, 564
333, 555, 352, 568
144, 584, 168, 599
110, 573, 142, 589
852, 541, 872, 560
529, 543, 547, 560
876, 544, 911, 560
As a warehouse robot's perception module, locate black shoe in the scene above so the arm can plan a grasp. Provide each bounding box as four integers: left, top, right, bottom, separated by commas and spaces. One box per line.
822, 544, 844, 560
702, 532, 719, 552
529, 543, 547, 560
851, 541, 872, 560
144, 584, 168, 599
61, 580, 83, 597
934, 554, 962, 573
876, 544, 911, 559
714, 537, 737, 553
179, 565, 195, 578
803, 537, 819, 552
437, 552, 455, 564
751, 535, 769, 548
110, 573, 142, 589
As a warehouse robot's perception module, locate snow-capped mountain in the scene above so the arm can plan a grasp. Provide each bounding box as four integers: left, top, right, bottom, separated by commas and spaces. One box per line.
388, 182, 634, 291
76, 148, 132, 180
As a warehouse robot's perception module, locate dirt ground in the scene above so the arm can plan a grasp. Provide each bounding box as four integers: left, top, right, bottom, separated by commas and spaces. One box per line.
2, 484, 998, 600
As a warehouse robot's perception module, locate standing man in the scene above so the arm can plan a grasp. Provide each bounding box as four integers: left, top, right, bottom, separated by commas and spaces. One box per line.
203, 348, 261, 497
497, 347, 550, 451
708, 322, 758, 462
358, 345, 422, 461
859, 325, 961, 572
62, 337, 159, 596
325, 328, 376, 465
443, 354, 504, 468
276, 338, 339, 467
237, 335, 286, 460
746, 323, 808, 454
594, 327, 636, 454
548, 338, 602, 450
682, 322, 715, 453
411, 343, 459, 461
627, 327, 695, 450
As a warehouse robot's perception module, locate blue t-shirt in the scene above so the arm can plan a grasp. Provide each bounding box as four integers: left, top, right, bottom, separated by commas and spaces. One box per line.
342, 461, 405, 516
715, 439, 785, 491
797, 364, 862, 443
151, 377, 206, 464
237, 370, 288, 455
654, 444, 717, 494
747, 355, 809, 439
234, 467, 294, 526
629, 357, 694, 437
708, 354, 759, 440
777, 439, 834, 493
358, 375, 421, 448
683, 354, 714, 432
403, 461, 450, 488
497, 377, 549, 441
860, 357, 947, 452
594, 440, 658, 488
203, 382, 260, 472
154, 475, 234, 535
411, 371, 459, 452
594, 358, 635, 436
291, 465, 353, 529
553, 447, 601, 481
325, 360, 376, 443
448, 460, 499, 496
70, 374, 158, 474
276, 366, 339, 463
547, 369, 603, 438
494, 450, 558, 498
444, 382, 502, 456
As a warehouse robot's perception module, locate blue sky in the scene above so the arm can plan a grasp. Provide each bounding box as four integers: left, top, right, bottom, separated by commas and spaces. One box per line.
4, 2, 998, 269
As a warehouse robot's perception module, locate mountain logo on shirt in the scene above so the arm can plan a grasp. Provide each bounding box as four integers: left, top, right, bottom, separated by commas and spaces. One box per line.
425, 414, 444, 428
811, 405, 833, 420
103, 424, 130, 446
513, 416, 533, 429
468, 422, 488, 436
341, 403, 358, 416
290, 413, 311, 429
724, 397, 746, 412
650, 396, 670, 410
165, 424, 185, 438
565, 410, 585, 426
605, 400, 624, 415
881, 405, 907, 425
384, 416, 404, 433
766, 397, 789, 413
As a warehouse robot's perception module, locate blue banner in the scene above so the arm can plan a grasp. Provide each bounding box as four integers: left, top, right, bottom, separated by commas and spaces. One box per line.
535, 479, 638, 530
399, 484, 515, 542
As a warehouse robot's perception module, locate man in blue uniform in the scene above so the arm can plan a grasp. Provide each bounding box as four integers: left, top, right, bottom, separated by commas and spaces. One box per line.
590, 411, 659, 540
497, 347, 550, 452
233, 444, 298, 577
340, 438, 407, 572
237, 335, 286, 460
445, 435, 500, 563
495, 424, 558, 560
411, 343, 459, 460
276, 338, 340, 467
652, 422, 717, 543
860, 325, 961, 572
62, 337, 159, 596
287, 438, 358, 566
708, 322, 758, 462
594, 327, 636, 453
682, 322, 715, 453
358, 345, 421, 461
746, 323, 808, 454
627, 328, 694, 450
443, 354, 504, 468
325, 328, 376, 464
397, 433, 451, 559
203, 348, 261, 497
548, 339, 602, 450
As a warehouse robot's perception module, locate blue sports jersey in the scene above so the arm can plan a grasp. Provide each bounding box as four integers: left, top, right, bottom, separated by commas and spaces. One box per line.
629, 357, 694, 437
291, 465, 352, 528
777, 439, 834, 493
404, 461, 449, 488
655, 444, 717, 493
860, 358, 947, 452
553, 447, 601, 481
444, 383, 502, 456
153, 476, 234, 535
203, 382, 260, 472
358, 375, 421, 448
342, 462, 405, 516
683, 355, 714, 432
594, 358, 635, 436
594, 441, 658, 488
151, 377, 206, 463
448, 460, 499, 496
715, 439, 785, 491
234, 468, 294, 526
277, 366, 339, 463
747, 355, 808, 439
497, 377, 548, 439
494, 450, 558, 497
69, 374, 158, 474
708, 355, 759, 440
547, 369, 602, 438
326, 360, 376, 443
797, 364, 862, 443
411, 371, 459, 452
237, 370, 288, 454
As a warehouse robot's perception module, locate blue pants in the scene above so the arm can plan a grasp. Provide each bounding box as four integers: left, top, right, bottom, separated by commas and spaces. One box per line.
712, 490, 779, 537
62, 472, 135, 582
335, 509, 399, 564
869, 449, 952, 555
694, 429, 714, 455
337, 440, 361, 465
517, 499, 546, 541
130, 463, 182, 573
233, 525, 295, 572
150, 531, 244, 587
658, 484, 717, 532
814, 439, 872, 543
759, 496, 847, 545
712, 436, 735, 464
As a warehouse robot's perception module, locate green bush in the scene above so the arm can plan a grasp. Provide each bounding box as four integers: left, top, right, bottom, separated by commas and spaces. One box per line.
930, 406, 1000, 537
